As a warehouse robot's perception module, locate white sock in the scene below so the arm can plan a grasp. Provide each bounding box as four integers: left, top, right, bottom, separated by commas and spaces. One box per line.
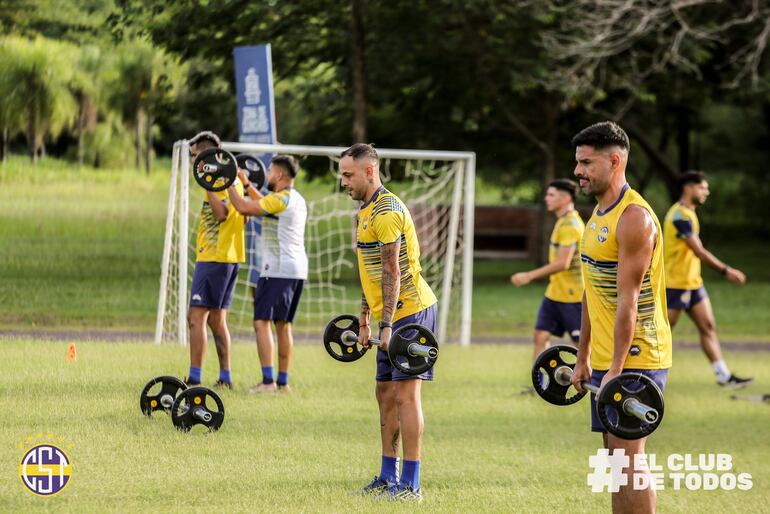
712, 360, 731, 383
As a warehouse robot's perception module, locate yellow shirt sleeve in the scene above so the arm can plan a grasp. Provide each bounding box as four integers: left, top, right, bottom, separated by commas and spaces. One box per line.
372, 209, 405, 244
259, 191, 289, 215
558, 221, 582, 247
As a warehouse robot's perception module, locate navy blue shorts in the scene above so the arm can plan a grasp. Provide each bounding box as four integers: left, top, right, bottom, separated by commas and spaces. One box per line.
189, 262, 239, 309
589, 368, 668, 433
666, 287, 707, 311
253, 277, 305, 322
535, 297, 582, 342
376, 303, 438, 382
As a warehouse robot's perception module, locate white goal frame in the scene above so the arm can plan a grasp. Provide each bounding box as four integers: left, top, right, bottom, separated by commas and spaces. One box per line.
155, 141, 475, 346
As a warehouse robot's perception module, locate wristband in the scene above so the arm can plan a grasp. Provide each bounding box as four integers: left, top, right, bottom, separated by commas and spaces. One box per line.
721, 265, 729, 275
379, 321, 393, 330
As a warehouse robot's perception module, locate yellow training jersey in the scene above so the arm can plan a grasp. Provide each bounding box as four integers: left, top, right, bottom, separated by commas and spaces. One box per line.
356, 187, 437, 323
663, 203, 702, 289
580, 185, 672, 370
545, 210, 585, 303
195, 182, 246, 263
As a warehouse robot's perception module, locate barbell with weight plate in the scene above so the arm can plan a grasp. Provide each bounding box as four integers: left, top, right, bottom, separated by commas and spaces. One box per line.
139, 375, 225, 432
323, 314, 439, 376
531, 345, 665, 440
235, 153, 267, 191
192, 148, 267, 193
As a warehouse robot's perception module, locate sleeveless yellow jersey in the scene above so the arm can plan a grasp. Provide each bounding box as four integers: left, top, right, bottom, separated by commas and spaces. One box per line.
356, 187, 437, 322
663, 203, 702, 289
195, 182, 246, 263
580, 185, 672, 370
545, 210, 585, 303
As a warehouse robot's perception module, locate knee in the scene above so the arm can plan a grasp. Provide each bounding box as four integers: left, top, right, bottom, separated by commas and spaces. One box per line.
699, 318, 716, 335
375, 383, 393, 406
393, 387, 417, 409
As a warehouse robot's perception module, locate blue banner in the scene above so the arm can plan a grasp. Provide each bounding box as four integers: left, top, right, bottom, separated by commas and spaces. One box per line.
233, 44, 277, 144
234, 44, 277, 286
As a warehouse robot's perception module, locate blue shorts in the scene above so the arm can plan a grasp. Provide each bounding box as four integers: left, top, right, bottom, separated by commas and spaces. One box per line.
589, 368, 668, 433
253, 277, 305, 322
666, 287, 707, 311
376, 303, 438, 382
535, 297, 582, 342
189, 262, 239, 309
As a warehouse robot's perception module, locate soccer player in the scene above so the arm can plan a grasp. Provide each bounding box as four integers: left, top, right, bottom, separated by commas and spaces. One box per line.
511, 179, 584, 359
570, 122, 672, 514
227, 155, 308, 393
663, 171, 751, 388
339, 143, 437, 502
187, 131, 245, 388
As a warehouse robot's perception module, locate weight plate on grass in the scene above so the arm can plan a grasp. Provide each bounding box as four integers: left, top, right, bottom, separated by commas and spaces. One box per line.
140, 376, 187, 416
171, 386, 225, 432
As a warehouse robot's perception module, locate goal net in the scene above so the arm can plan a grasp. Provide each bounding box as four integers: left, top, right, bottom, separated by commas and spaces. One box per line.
155, 142, 475, 347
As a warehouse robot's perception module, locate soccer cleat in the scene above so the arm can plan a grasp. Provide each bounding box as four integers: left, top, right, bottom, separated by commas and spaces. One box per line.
247, 382, 277, 394
356, 476, 391, 496
719, 374, 753, 389
381, 483, 423, 502
213, 380, 232, 390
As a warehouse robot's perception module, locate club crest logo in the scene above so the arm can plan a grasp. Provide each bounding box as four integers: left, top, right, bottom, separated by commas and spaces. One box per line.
362, 217, 369, 230
18, 434, 73, 496
598, 226, 609, 243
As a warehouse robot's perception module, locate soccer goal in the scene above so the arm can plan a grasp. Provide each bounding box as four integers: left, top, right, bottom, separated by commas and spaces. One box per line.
155, 141, 475, 347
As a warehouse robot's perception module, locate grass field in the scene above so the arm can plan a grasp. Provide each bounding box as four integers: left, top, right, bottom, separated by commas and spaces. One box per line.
1, 156, 769, 341
0, 340, 768, 513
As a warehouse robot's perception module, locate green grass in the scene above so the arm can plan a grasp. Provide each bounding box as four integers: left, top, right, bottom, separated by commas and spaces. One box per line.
1, 155, 769, 342
0, 340, 768, 512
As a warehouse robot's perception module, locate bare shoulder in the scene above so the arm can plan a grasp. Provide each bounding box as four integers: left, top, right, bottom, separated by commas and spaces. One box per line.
618, 204, 657, 246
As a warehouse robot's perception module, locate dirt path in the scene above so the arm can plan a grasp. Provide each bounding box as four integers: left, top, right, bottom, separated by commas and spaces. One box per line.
1, 329, 768, 352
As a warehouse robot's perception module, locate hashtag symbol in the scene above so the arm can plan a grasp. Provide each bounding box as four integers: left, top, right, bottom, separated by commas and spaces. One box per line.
587, 448, 629, 492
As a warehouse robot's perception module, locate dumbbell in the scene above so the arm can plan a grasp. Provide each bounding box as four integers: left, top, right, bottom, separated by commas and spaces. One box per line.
139, 376, 225, 432
531, 345, 665, 440
323, 314, 439, 376
192, 148, 266, 192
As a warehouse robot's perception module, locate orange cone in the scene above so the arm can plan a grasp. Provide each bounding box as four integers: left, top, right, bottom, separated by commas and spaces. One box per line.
66, 342, 77, 363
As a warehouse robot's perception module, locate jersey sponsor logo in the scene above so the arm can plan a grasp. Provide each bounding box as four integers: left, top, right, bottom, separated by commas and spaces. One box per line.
598, 226, 609, 243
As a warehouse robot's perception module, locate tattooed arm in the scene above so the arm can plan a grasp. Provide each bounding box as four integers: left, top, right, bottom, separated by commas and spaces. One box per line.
359, 293, 372, 348
378, 241, 401, 350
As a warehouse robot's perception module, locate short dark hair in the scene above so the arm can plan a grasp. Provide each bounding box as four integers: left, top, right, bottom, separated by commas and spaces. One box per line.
340, 143, 379, 163
677, 170, 706, 195
548, 178, 577, 200
571, 121, 630, 152
189, 130, 221, 148
270, 155, 299, 178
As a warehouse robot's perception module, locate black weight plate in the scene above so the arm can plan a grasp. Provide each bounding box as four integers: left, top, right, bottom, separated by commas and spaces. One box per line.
236, 153, 267, 190
323, 314, 367, 363
387, 323, 438, 376
597, 373, 664, 440
192, 147, 237, 192
140, 375, 187, 417
531, 345, 586, 406
171, 386, 225, 432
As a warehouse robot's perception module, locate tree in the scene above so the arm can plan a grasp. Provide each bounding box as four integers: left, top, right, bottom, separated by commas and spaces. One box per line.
0, 36, 78, 163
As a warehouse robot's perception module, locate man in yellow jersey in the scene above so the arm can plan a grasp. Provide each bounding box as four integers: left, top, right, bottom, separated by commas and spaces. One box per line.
226, 155, 308, 393
187, 131, 246, 389
339, 143, 437, 503
570, 122, 672, 514
511, 179, 584, 359
664, 171, 751, 388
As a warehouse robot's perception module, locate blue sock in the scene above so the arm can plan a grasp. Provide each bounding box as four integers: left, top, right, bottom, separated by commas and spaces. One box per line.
277, 371, 289, 386
262, 366, 274, 384
401, 460, 420, 489
379, 455, 399, 484
219, 369, 231, 383
188, 367, 202, 384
